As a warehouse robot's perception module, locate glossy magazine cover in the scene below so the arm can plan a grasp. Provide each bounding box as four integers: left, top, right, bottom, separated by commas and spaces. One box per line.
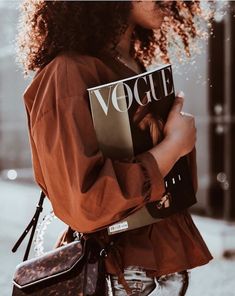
88, 65, 196, 234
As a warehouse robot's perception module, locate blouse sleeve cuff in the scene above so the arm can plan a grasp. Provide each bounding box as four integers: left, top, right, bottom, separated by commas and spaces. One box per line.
136, 151, 165, 202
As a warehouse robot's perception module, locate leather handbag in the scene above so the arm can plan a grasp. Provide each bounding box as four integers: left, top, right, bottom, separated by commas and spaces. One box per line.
11, 191, 109, 296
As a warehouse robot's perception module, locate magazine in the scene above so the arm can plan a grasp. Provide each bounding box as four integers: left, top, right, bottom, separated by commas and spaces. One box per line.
87, 64, 196, 235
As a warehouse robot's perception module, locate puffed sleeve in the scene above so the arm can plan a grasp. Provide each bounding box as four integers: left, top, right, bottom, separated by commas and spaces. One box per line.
26, 54, 165, 233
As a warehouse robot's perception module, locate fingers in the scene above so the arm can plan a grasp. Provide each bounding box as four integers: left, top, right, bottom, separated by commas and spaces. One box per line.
170, 96, 184, 114
176, 90, 185, 99
180, 111, 194, 118
173, 91, 194, 118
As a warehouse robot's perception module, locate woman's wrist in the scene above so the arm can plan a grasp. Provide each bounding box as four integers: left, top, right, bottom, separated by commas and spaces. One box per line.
148, 137, 181, 177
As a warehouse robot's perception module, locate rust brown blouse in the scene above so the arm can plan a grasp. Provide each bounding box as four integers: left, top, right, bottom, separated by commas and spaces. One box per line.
23, 50, 212, 277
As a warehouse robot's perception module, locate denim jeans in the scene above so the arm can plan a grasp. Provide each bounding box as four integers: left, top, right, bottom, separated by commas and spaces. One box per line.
107, 266, 189, 296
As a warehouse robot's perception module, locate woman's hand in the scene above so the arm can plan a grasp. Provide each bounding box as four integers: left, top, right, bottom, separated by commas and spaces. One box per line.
164, 92, 196, 158
148, 92, 197, 177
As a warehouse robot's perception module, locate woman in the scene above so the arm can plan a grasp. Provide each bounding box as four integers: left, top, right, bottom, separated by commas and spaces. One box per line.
17, 1, 213, 295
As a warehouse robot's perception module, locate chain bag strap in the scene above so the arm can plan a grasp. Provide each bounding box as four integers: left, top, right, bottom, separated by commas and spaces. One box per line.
12, 190, 46, 261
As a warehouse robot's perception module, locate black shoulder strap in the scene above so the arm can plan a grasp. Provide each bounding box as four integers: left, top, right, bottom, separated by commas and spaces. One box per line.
12, 190, 46, 261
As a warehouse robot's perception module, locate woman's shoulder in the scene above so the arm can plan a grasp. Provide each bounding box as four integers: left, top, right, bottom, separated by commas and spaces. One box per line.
23, 50, 117, 120
33, 50, 115, 95
41, 51, 113, 78
24, 52, 114, 133
49, 51, 100, 70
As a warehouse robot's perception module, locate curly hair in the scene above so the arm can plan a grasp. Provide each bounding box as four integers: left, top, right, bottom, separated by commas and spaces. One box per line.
16, 0, 209, 75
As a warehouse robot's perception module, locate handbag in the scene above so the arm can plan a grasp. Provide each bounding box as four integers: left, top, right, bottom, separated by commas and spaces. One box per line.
11, 190, 109, 296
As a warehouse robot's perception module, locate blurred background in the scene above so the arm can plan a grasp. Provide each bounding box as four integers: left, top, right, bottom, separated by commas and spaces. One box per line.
0, 1, 235, 296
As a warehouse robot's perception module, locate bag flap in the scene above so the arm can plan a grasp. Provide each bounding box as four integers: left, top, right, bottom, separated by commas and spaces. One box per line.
13, 240, 85, 289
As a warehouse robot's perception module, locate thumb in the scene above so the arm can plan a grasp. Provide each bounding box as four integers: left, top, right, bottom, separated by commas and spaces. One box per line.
176, 90, 185, 99
170, 95, 184, 114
